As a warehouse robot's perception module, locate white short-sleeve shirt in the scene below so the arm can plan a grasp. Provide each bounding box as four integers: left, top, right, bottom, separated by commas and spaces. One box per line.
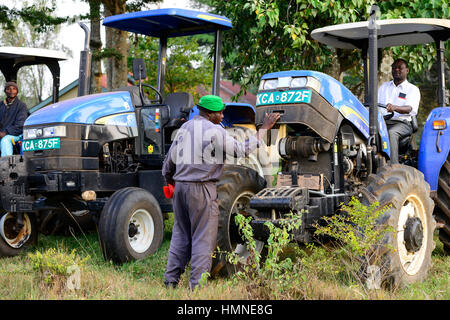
378, 79, 421, 121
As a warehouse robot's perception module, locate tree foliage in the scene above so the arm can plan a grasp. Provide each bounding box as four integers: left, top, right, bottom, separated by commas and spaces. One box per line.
99, 0, 161, 90
0, 1, 70, 33
194, 0, 449, 101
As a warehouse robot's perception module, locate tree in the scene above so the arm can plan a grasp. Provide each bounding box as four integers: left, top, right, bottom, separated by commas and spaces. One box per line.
100, 0, 161, 90
88, 0, 103, 93
193, 0, 449, 105
0, 1, 68, 33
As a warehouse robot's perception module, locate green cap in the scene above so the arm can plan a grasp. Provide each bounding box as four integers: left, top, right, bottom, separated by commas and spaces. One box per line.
198, 95, 225, 112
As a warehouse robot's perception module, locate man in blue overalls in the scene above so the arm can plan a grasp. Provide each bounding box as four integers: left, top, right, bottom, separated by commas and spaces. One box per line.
0, 82, 28, 156
162, 95, 279, 289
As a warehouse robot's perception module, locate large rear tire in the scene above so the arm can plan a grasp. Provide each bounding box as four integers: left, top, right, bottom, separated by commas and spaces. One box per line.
98, 187, 164, 264
225, 126, 272, 182
434, 155, 450, 255
362, 164, 436, 287
210, 165, 266, 277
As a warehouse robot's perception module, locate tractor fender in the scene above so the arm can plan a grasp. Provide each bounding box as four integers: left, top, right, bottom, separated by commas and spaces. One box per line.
418, 107, 450, 191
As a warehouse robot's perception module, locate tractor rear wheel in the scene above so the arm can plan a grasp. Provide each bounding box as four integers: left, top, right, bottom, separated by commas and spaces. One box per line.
434, 155, 450, 255
98, 187, 164, 264
225, 126, 272, 182
362, 164, 436, 287
210, 165, 266, 277
0, 212, 37, 257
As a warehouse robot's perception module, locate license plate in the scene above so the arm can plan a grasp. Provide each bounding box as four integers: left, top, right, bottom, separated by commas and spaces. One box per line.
256, 89, 312, 106
22, 137, 61, 152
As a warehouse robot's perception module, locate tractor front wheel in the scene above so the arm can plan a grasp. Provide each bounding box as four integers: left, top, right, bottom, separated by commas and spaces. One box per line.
98, 187, 164, 264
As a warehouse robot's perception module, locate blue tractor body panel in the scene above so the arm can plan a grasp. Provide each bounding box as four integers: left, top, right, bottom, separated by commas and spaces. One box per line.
260, 70, 390, 156
25, 91, 137, 127
418, 107, 450, 191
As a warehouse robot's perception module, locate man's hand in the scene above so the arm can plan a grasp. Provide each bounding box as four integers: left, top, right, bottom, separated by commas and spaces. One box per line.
386, 103, 396, 113
0, 131, 6, 138
386, 103, 412, 114
260, 112, 280, 130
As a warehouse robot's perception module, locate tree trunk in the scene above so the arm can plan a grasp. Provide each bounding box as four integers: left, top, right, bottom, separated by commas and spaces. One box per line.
324, 49, 342, 82
90, 0, 103, 93
379, 50, 394, 85
102, 0, 127, 90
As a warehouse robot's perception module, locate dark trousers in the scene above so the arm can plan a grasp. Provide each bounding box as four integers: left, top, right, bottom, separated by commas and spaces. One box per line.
386, 119, 413, 164
164, 181, 219, 288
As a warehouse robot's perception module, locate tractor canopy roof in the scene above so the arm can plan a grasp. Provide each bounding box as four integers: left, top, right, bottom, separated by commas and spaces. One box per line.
0, 46, 69, 64
311, 18, 450, 49
102, 8, 232, 38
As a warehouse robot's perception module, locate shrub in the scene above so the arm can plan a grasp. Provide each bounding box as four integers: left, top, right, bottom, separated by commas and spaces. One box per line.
226, 211, 303, 298
28, 248, 89, 292
314, 196, 394, 290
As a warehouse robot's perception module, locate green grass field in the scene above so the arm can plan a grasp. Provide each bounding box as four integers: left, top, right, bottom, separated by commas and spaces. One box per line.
0, 213, 448, 300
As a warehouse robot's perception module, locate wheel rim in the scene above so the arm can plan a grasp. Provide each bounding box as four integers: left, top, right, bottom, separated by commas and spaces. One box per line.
229, 191, 264, 264
0, 213, 32, 249
128, 209, 155, 254
397, 194, 428, 276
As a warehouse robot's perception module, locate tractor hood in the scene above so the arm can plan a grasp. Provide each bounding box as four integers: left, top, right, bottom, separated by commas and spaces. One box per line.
25, 91, 135, 127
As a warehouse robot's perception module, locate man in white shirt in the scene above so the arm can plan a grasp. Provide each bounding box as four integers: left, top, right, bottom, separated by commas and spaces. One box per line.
378, 58, 420, 164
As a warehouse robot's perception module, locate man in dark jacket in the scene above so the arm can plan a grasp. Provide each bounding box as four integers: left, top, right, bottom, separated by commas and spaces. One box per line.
0, 82, 28, 156
162, 95, 279, 289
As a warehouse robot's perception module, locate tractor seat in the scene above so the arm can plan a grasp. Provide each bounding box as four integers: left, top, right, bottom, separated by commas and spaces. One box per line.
163, 92, 194, 128
399, 115, 418, 151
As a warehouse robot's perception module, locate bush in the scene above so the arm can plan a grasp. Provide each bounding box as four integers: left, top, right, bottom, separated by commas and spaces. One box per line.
28, 248, 89, 292
314, 196, 394, 290
226, 211, 303, 298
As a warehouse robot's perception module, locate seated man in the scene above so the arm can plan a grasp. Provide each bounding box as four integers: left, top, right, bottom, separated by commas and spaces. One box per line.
378, 58, 420, 164
0, 82, 28, 156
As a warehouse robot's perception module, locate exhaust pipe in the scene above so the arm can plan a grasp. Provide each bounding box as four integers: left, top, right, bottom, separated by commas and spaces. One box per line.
78, 23, 92, 97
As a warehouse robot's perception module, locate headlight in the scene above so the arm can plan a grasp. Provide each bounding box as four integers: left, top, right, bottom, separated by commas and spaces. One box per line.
263, 79, 278, 90
290, 77, 307, 88
43, 126, 66, 137
23, 128, 40, 139
24, 125, 66, 139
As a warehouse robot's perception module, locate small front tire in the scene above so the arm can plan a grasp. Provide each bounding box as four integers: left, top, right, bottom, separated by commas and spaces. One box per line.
98, 187, 164, 264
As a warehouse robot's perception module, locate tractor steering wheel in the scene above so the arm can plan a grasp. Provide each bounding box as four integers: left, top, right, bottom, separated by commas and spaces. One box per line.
141, 83, 163, 104
377, 103, 394, 120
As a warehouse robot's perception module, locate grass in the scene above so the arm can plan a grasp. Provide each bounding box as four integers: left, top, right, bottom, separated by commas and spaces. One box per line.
0, 213, 448, 300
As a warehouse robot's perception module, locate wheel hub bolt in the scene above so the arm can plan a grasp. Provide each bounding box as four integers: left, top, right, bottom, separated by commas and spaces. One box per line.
129, 223, 139, 238
404, 217, 423, 253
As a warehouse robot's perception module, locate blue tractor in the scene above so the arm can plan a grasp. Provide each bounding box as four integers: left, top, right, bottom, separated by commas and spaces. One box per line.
213, 6, 449, 287
0, 8, 248, 263
311, 9, 450, 256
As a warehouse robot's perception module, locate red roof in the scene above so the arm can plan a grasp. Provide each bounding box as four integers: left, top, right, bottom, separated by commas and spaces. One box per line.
197, 80, 256, 106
